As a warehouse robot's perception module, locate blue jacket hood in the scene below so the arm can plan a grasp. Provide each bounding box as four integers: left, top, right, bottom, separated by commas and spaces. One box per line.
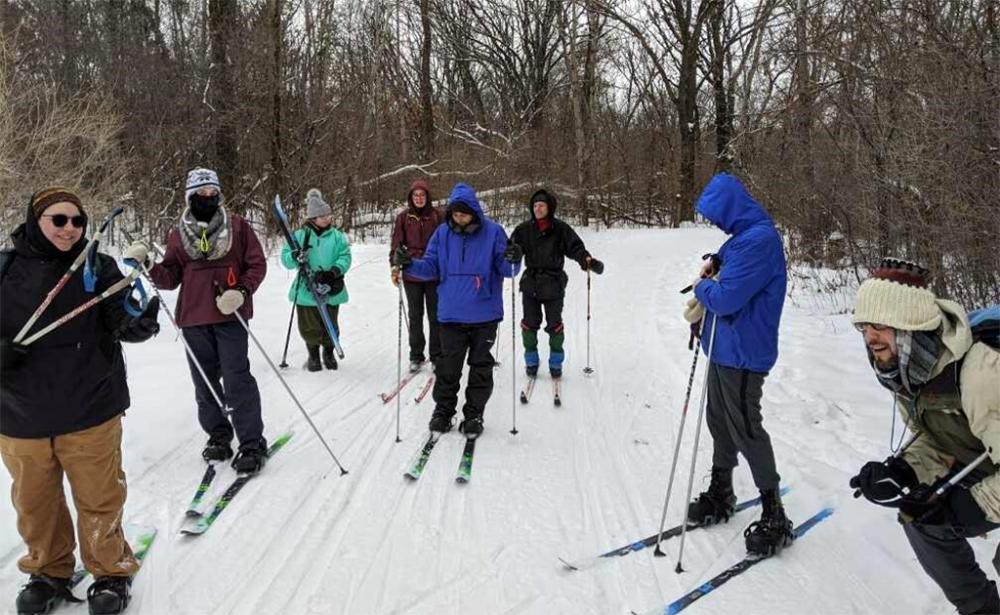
447, 183, 485, 222
695, 173, 771, 235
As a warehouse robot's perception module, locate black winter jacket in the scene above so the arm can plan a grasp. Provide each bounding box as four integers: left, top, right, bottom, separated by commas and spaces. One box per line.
510, 192, 590, 301
1, 216, 134, 438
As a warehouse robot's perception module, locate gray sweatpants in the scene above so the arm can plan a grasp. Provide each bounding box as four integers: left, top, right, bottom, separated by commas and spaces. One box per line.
903, 520, 1000, 614
705, 362, 781, 491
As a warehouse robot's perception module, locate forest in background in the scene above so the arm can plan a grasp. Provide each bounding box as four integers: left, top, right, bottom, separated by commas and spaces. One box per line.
0, 0, 996, 304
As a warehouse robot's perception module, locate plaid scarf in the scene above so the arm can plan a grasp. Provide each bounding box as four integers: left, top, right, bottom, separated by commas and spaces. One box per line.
178, 206, 232, 260
873, 328, 942, 396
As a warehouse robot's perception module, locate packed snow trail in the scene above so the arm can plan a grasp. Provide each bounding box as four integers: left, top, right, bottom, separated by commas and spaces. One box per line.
1, 228, 993, 614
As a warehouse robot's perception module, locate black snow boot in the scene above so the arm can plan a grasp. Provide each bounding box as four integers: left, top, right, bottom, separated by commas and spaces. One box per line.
459, 413, 484, 438
322, 345, 338, 370
231, 438, 269, 475
305, 345, 322, 372
16, 574, 79, 615
687, 467, 737, 525
202, 432, 234, 462
86, 576, 131, 615
744, 488, 794, 556
428, 408, 454, 433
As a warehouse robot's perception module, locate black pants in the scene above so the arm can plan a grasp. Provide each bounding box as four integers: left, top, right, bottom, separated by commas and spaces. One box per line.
404, 280, 440, 363
432, 322, 498, 420
296, 304, 340, 348
705, 362, 781, 491
521, 295, 564, 333
182, 321, 264, 445
904, 518, 1000, 614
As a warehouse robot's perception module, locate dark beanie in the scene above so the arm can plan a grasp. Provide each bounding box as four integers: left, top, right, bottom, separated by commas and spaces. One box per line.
31, 187, 85, 218
449, 201, 476, 216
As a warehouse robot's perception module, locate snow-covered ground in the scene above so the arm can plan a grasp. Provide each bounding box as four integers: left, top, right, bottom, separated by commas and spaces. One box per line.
2, 227, 994, 614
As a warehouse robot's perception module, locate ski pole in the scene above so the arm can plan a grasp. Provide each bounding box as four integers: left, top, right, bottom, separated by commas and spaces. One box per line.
279, 274, 302, 368
674, 316, 719, 573
901, 451, 991, 524
583, 269, 594, 375
21, 259, 145, 346
510, 274, 519, 436
395, 268, 404, 443
120, 229, 230, 414
221, 283, 348, 475
653, 316, 710, 557
14, 206, 125, 343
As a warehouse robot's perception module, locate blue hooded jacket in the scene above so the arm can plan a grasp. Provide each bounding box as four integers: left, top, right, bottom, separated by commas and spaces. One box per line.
693, 173, 786, 372
405, 183, 519, 324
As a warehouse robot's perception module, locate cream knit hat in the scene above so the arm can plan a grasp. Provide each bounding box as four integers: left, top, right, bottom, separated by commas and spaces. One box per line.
852, 258, 941, 331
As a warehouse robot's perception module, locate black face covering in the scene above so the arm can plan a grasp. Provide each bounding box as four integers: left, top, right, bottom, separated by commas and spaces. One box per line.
189, 193, 221, 222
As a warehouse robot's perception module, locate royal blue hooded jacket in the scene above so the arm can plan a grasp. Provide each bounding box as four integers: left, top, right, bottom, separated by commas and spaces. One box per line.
405, 183, 519, 324
693, 173, 786, 372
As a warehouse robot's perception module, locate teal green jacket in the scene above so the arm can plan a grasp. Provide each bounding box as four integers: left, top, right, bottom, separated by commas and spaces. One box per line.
280, 224, 352, 306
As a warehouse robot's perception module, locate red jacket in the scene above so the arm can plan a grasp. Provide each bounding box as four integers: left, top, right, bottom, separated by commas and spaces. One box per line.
149, 214, 267, 327
390, 180, 444, 282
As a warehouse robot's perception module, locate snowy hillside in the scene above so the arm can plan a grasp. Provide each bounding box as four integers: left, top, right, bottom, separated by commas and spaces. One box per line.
1, 227, 991, 614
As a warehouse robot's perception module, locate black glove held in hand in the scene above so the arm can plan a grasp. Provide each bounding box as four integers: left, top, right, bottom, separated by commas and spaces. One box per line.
119, 297, 161, 343
850, 457, 919, 507
587, 258, 605, 274
503, 242, 523, 263
0, 337, 29, 370
899, 485, 993, 534
392, 246, 412, 268
314, 268, 343, 286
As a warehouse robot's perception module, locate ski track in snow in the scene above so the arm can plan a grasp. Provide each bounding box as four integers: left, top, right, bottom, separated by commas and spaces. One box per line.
0, 227, 994, 614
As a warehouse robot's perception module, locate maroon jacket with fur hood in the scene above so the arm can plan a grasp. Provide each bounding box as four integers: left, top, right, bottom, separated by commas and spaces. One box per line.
149, 214, 267, 327
389, 179, 444, 282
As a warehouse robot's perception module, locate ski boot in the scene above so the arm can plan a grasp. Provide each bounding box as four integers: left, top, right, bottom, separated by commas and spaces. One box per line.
428, 409, 454, 433
232, 439, 269, 476
202, 432, 234, 462
687, 467, 737, 525
459, 413, 484, 438
86, 576, 131, 615
322, 345, 338, 370
744, 488, 794, 556
408, 360, 423, 374
305, 346, 322, 372
16, 574, 78, 615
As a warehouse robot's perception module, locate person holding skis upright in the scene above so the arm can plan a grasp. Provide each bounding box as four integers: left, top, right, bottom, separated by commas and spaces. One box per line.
682, 172, 792, 556
1, 188, 160, 615
389, 179, 444, 372
392, 182, 520, 437
280, 188, 351, 371
850, 258, 1000, 615
509, 189, 603, 379
127, 168, 269, 474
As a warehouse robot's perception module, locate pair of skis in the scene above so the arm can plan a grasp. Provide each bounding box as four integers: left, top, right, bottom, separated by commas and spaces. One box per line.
404, 432, 477, 483
180, 431, 294, 536
380, 370, 434, 404
558, 491, 834, 615
520, 375, 562, 406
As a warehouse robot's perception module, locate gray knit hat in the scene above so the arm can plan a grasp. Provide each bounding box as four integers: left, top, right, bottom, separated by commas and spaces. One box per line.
185, 168, 221, 204
305, 188, 332, 218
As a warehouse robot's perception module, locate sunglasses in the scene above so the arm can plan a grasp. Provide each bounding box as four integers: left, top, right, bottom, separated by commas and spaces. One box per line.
853, 322, 891, 333
41, 214, 87, 229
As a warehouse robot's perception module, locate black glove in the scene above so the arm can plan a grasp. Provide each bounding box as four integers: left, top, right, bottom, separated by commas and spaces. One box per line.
503, 242, 523, 263
314, 268, 343, 286
899, 487, 992, 534
850, 457, 919, 507
0, 337, 29, 370
118, 297, 161, 343
583, 258, 604, 274
688, 320, 702, 350
392, 245, 412, 268
292, 247, 309, 264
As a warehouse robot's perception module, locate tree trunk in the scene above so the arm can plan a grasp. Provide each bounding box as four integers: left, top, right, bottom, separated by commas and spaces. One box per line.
208, 0, 237, 195
418, 0, 435, 161
270, 0, 284, 199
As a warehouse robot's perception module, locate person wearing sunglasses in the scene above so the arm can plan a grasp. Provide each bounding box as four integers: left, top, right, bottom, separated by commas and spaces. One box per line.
850, 258, 1000, 615
0, 187, 161, 615
127, 168, 269, 476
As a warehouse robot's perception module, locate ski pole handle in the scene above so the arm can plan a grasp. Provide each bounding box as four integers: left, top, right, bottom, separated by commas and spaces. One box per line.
898, 451, 991, 524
